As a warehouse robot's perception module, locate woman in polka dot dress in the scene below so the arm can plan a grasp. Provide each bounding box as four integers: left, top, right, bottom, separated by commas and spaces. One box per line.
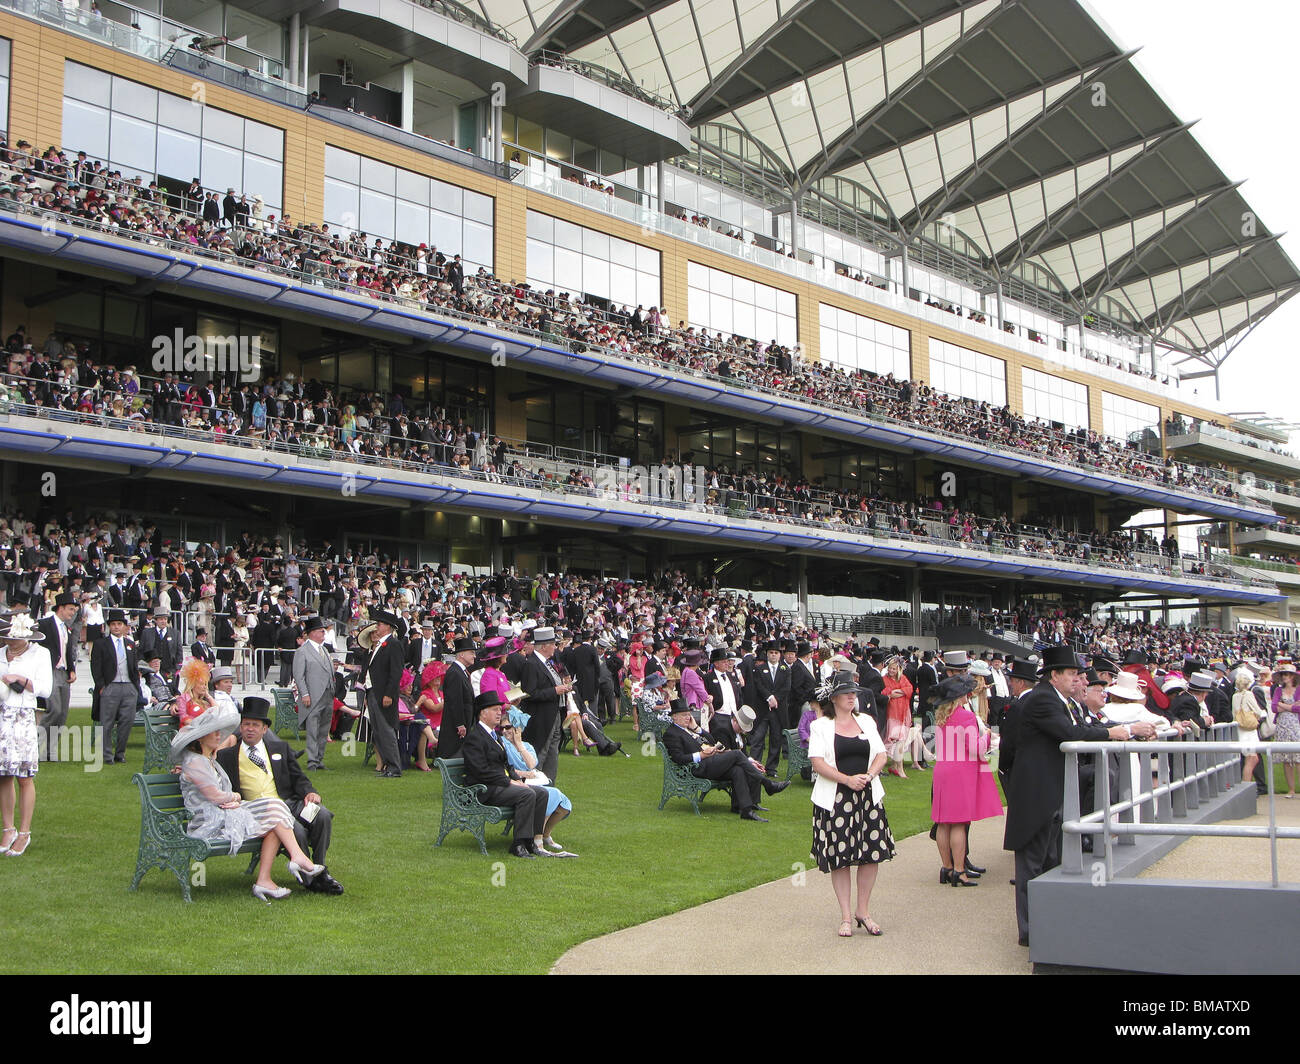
808, 672, 895, 938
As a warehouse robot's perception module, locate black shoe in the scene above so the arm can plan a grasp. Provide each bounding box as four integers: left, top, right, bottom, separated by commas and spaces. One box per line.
114, 756, 126, 764
509, 843, 536, 859
950, 871, 978, 887
379, 768, 402, 778
939, 868, 952, 884
739, 810, 769, 822
308, 764, 328, 771
1018, 936, 1029, 947
754, 804, 770, 812
763, 778, 789, 797
306, 870, 344, 895
964, 859, 986, 875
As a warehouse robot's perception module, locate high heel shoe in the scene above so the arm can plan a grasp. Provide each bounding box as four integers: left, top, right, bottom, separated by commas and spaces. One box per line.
855, 916, 883, 936
939, 867, 952, 884
288, 860, 325, 885
252, 884, 291, 902
950, 870, 979, 887
5, 830, 29, 856
0, 827, 16, 854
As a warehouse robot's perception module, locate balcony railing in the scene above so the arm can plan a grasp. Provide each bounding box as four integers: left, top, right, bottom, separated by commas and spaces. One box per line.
530, 50, 689, 120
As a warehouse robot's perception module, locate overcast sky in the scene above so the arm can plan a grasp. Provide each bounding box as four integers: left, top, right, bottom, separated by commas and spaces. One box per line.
1087, 0, 1300, 432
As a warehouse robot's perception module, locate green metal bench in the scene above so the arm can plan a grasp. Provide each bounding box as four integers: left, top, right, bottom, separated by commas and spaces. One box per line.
433, 757, 514, 854
783, 728, 811, 782
271, 687, 301, 739
142, 706, 178, 774
657, 742, 732, 814
129, 773, 262, 902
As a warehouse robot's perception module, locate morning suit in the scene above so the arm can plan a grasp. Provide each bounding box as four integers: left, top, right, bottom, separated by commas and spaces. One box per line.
520, 652, 565, 783
36, 612, 74, 761
749, 658, 790, 774
140, 622, 182, 677
217, 732, 333, 863
461, 720, 546, 844
1003, 681, 1111, 944
662, 721, 761, 813
90, 631, 139, 762
189, 639, 217, 666
292, 637, 336, 768
361, 633, 404, 774
437, 659, 474, 760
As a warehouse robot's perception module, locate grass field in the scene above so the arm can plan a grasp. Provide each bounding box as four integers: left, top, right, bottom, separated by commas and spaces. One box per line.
0, 709, 938, 975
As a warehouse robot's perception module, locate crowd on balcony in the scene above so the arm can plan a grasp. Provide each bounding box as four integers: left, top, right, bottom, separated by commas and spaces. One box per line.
0, 138, 1257, 507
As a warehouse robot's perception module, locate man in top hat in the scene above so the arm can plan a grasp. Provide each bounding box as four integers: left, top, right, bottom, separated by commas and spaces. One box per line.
216, 696, 343, 894
140, 605, 181, 680
292, 616, 336, 771
662, 698, 789, 820
748, 639, 790, 775
564, 629, 601, 721
36, 591, 78, 761
360, 609, 406, 778
520, 627, 572, 783
1206, 662, 1233, 724
90, 608, 140, 764
914, 651, 940, 721
1003, 646, 1156, 947
986, 653, 1011, 732
703, 647, 744, 731
407, 619, 440, 672
1121, 648, 1169, 719
438, 635, 477, 761
190, 626, 216, 667
461, 689, 549, 858
855, 648, 889, 735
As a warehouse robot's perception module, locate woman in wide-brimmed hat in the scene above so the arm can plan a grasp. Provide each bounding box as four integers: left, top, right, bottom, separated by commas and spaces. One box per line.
172, 702, 325, 902
930, 673, 1002, 888
808, 671, 895, 937
0, 613, 52, 856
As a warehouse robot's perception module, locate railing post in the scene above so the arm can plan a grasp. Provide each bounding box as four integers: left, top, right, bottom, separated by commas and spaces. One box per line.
1154, 749, 1172, 823
1099, 750, 1113, 882
1196, 726, 1212, 801
1061, 750, 1083, 874
1171, 737, 1188, 818
1183, 731, 1201, 810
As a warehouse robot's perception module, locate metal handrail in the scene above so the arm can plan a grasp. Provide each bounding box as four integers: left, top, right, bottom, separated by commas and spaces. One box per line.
1060, 725, 1300, 887
529, 50, 688, 119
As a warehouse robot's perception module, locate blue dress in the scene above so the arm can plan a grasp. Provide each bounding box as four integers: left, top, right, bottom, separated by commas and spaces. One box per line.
504, 739, 572, 817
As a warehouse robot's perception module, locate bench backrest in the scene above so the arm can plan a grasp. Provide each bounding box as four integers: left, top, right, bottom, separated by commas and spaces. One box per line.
434, 757, 467, 789
133, 772, 188, 822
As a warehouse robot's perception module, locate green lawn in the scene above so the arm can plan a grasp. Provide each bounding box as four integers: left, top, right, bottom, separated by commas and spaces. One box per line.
0, 710, 937, 975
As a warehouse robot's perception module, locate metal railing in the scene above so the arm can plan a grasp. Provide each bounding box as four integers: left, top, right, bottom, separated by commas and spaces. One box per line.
530, 50, 688, 119
1060, 723, 1300, 886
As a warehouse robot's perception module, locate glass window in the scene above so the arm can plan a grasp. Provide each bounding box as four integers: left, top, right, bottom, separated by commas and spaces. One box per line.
687, 262, 796, 346
818, 303, 910, 378
1022, 368, 1089, 431
525, 209, 660, 309
1102, 391, 1161, 452
928, 339, 1006, 406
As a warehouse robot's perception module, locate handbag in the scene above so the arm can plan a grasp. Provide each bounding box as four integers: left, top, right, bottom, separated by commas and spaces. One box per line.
1259, 710, 1277, 739
1233, 705, 1259, 731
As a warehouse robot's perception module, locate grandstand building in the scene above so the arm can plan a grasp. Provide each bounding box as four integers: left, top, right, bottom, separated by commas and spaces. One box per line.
0, 0, 1296, 642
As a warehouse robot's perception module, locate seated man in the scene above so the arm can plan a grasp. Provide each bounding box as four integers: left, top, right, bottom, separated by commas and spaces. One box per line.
462, 689, 550, 859
215, 696, 343, 895
140, 655, 174, 704
661, 698, 789, 821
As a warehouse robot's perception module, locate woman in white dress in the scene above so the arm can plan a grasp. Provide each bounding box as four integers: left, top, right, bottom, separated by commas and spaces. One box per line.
0, 614, 53, 856
230, 607, 253, 685
172, 703, 325, 902
1231, 668, 1265, 784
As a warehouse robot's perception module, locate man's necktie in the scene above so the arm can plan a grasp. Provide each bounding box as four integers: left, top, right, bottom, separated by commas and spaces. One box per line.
247, 745, 268, 772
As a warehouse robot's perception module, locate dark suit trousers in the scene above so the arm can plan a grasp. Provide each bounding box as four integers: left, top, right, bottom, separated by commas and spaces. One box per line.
693, 750, 762, 812
367, 689, 402, 773
748, 707, 782, 775
1014, 811, 1061, 944
288, 799, 332, 864
483, 782, 546, 843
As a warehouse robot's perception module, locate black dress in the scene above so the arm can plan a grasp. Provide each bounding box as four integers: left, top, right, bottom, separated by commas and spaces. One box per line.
811, 732, 896, 872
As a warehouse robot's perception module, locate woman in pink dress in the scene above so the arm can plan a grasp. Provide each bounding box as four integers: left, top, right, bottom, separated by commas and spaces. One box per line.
412, 661, 447, 769
929, 674, 1002, 887
475, 638, 520, 707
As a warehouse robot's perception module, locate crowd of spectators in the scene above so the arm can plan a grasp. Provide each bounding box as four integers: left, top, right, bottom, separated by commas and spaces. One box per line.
0, 138, 1256, 508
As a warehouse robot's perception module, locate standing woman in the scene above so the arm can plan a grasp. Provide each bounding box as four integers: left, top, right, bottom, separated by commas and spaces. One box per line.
1271, 660, 1300, 798
931, 674, 1002, 886
809, 671, 895, 937
0, 614, 51, 855
881, 655, 914, 777
1233, 668, 1264, 787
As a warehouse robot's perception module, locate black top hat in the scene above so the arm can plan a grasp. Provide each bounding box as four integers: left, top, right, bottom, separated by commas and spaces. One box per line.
53, 592, 78, 609
761, 639, 780, 654
795, 640, 812, 657
240, 696, 273, 722
1091, 654, 1119, 674
370, 609, 406, 638
1123, 649, 1149, 666
473, 689, 504, 715
301, 616, 327, 635
1007, 658, 1039, 683
1085, 669, 1106, 687
709, 647, 731, 663
452, 636, 477, 654
1041, 646, 1081, 672
667, 697, 691, 715
105, 609, 127, 624
780, 638, 796, 653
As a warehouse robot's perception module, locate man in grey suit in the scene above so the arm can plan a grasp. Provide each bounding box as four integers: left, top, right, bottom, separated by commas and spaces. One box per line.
292, 616, 335, 770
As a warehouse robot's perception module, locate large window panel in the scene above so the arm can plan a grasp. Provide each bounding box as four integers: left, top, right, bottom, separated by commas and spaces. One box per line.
202, 106, 244, 149
688, 262, 796, 347
65, 62, 111, 104
156, 127, 201, 183
1103, 391, 1160, 451
1023, 368, 1089, 431
111, 113, 156, 172
63, 99, 109, 160
324, 145, 360, 183
525, 209, 660, 309
359, 188, 396, 240
818, 303, 910, 378
359, 156, 396, 197
244, 119, 283, 162
929, 339, 1006, 406
200, 140, 242, 196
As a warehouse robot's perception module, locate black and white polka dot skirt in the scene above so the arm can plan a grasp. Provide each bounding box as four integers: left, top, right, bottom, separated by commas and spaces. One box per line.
812, 785, 896, 872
